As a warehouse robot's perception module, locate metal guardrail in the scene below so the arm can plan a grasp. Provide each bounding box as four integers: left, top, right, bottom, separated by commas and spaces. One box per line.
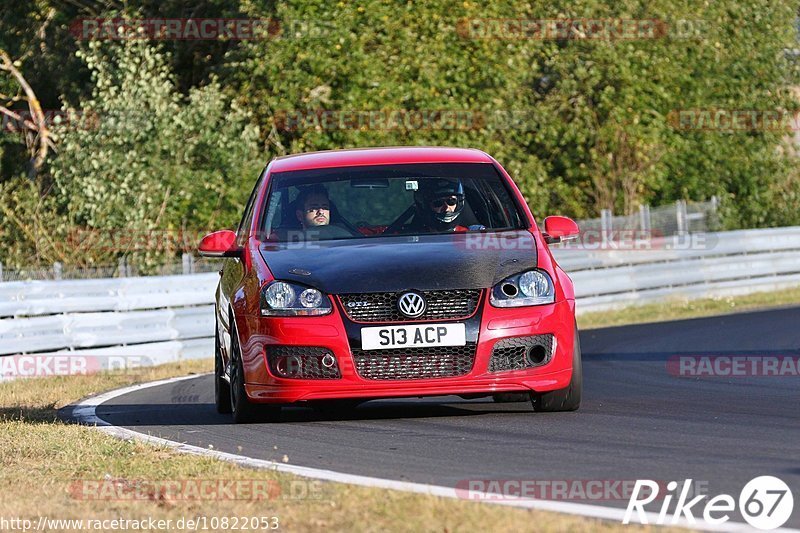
551, 226, 800, 271
0, 255, 224, 282
550, 226, 800, 312
1, 226, 799, 379
0, 305, 214, 355
0, 274, 218, 380
0, 273, 218, 318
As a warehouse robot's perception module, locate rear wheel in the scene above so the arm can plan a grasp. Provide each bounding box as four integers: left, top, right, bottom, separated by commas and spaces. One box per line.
229, 319, 281, 423
530, 327, 582, 412
214, 326, 232, 414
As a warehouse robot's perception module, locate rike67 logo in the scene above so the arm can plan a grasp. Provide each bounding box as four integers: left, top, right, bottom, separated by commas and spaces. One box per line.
624, 476, 794, 530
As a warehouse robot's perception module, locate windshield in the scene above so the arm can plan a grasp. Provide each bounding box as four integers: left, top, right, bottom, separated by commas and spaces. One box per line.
260, 162, 526, 241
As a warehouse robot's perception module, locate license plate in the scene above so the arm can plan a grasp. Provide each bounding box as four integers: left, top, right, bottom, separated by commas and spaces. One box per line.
361, 323, 466, 351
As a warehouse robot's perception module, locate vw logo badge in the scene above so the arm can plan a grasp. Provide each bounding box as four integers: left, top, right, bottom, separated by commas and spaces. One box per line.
397, 292, 426, 318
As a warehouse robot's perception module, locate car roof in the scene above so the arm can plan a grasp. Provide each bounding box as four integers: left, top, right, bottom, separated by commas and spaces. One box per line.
269, 146, 494, 173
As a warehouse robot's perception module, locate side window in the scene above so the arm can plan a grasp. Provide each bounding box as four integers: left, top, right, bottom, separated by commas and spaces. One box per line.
237, 167, 268, 245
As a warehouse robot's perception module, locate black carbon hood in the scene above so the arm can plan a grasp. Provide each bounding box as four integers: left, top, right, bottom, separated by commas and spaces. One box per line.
259, 231, 538, 294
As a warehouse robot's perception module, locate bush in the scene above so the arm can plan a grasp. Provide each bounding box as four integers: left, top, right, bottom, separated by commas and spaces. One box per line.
37, 39, 262, 268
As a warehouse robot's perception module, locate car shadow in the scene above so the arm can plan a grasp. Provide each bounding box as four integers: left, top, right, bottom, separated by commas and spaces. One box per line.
62, 396, 541, 426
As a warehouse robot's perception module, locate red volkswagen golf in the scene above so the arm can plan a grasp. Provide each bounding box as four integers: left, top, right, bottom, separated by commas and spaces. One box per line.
199, 147, 581, 422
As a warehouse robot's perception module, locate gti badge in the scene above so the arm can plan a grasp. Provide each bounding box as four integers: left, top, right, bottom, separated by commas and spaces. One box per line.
397, 292, 426, 318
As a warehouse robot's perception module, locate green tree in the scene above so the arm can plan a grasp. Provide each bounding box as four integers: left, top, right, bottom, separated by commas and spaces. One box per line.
231, 0, 799, 223
1, 38, 262, 268
2, 0, 800, 271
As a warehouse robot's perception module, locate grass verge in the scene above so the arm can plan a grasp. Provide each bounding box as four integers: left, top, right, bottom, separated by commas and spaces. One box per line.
4, 286, 794, 530
0, 360, 662, 532
578, 286, 800, 330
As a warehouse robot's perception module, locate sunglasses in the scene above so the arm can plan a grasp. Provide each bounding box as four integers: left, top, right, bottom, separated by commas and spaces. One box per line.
430, 196, 459, 209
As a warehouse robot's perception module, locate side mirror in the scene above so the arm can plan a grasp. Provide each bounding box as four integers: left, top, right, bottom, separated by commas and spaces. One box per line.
198, 230, 242, 258
542, 216, 580, 244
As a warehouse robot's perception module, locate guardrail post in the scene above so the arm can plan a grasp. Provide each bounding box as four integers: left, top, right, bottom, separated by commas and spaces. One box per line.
0, 261, 3, 282
182, 253, 194, 275
639, 204, 651, 237
118, 257, 127, 278
53, 262, 63, 280
676, 200, 688, 234
601, 208, 613, 246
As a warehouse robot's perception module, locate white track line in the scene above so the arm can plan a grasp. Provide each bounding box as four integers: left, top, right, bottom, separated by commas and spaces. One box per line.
67, 374, 797, 533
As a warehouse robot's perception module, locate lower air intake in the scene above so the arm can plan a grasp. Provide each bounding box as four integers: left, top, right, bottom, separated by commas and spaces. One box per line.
488, 334, 555, 372
266, 346, 341, 379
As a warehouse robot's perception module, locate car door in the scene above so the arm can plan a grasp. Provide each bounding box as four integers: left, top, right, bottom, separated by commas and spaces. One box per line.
218, 167, 268, 357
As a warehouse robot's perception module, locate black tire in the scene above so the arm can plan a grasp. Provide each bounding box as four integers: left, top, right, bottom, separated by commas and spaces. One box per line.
530, 326, 582, 412
214, 326, 232, 414
229, 320, 281, 423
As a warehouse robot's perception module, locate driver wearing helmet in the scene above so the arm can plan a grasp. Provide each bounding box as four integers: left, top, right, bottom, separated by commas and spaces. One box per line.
404, 178, 469, 233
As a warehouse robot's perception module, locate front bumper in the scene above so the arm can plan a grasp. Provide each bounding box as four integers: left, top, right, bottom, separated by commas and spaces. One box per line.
236, 296, 576, 404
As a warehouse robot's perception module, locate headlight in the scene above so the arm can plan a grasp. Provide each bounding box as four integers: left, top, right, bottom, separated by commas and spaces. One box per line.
261, 281, 332, 316
490, 269, 555, 307
265, 282, 295, 308
299, 288, 323, 308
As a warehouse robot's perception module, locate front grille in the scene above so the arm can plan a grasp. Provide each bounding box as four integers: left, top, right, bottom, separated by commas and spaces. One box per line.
339, 289, 482, 323
266, 346, 341, 379
352, 343, 476, 380
488, 334, 554, 372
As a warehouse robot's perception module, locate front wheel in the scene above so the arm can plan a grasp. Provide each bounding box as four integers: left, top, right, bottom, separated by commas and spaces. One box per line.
530, 327, 582, 412
214, 326, 232, 414
229, 320, 281, 423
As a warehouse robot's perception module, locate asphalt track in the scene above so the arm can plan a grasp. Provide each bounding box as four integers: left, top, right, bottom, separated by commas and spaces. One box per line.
81, 306, 800, 528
